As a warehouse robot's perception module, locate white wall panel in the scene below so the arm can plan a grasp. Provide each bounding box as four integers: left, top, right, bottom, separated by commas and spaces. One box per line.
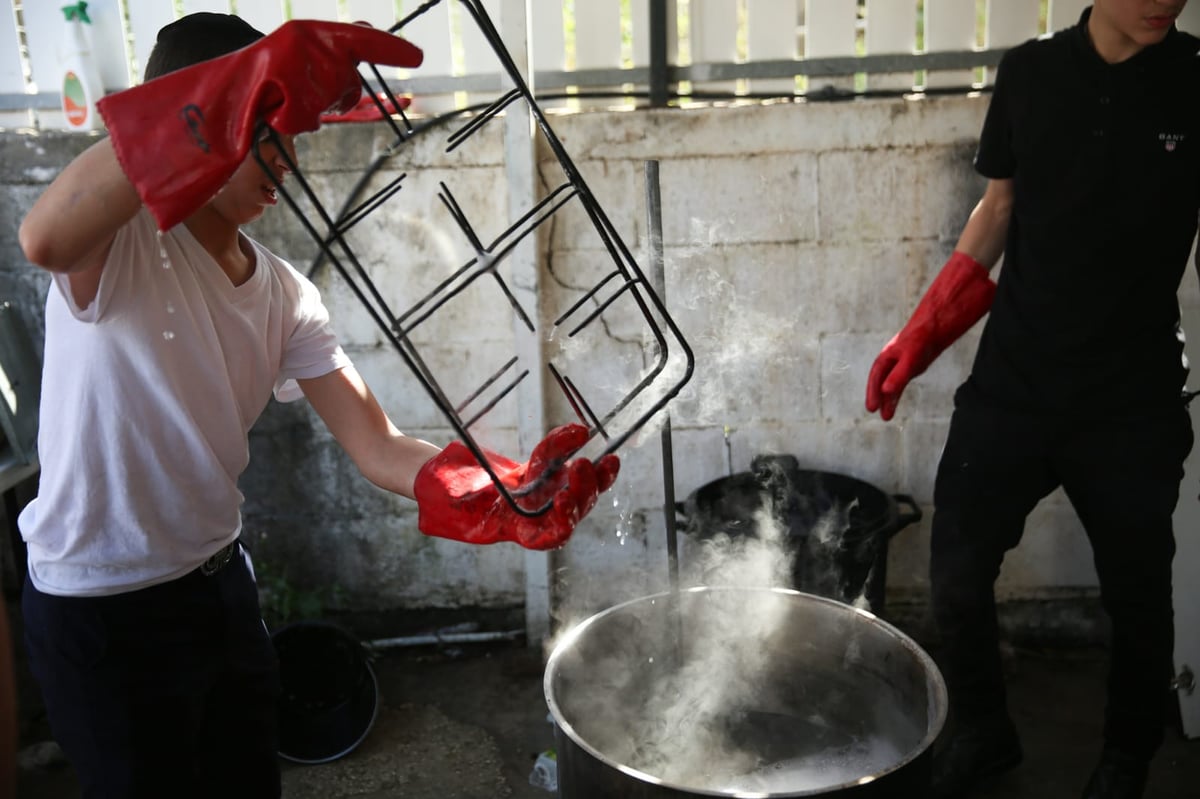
923, 0, 975, 89
286, 0, 340, 21
0, 0, 27, 95
573, 1, 623, 107
461, 0, 503, 106
1048, 0, 1088, 32
126, 2, 176, 83
237, 2, 287, 36
864, 0, 916, 92
985, 0, 1039, 85
630, 0, 678, 68
986, 0, 1040, 47
805, 0, 857, 94
179, 0, 230, 15
399, 0, 455, 112
1179, 4, 1200, 36
746, 0, 799, 96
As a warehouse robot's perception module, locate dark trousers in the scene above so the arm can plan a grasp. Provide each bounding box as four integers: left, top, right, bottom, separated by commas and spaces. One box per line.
21, 544, 281, 799
930, 392, 1192, 759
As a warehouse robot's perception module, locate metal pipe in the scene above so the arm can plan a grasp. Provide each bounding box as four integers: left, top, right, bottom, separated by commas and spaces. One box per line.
644, 160, 679, 595
648, 0, 670, 108
367, 629, 524, 650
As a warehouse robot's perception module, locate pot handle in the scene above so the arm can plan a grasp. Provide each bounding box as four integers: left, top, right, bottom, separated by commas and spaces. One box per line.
891, 493, 922, 531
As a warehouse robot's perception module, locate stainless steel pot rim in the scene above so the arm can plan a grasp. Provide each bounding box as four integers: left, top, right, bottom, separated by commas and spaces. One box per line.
544, 586, 949, 798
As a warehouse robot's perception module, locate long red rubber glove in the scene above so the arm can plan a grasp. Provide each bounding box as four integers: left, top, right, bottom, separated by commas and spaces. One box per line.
321, 92, 412, 123
414, 424, 620, 550
96, 20, 423, 231
865, 251, 997, 421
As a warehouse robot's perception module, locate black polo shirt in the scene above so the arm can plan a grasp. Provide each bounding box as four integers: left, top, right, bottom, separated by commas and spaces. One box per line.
967, 8, 1200, 415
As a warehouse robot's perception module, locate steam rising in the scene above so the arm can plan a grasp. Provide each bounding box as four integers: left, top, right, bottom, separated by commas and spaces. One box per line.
551, 458, 904, 793
545, 232, 911, 792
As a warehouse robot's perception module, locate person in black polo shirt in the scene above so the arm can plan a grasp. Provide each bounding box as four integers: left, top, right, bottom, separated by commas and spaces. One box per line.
865, 2, 1198, 798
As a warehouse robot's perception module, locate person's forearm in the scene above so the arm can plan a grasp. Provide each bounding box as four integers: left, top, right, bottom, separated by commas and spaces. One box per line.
19, 137, 142, 274
954, 179, 1013, 270
299, 368, 442, 500
359, 432, 442, 500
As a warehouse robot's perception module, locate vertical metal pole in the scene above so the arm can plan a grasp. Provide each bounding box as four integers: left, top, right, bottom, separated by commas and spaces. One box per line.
644, 161, 679, 593
500, 0, 552, 648
649, 0, 670, 108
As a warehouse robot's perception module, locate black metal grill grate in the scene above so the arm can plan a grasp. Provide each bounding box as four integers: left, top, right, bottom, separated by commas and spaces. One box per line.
254, 0, 694, 516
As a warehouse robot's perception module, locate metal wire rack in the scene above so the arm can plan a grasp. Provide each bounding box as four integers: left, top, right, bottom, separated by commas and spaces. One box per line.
254, 0, 694, 517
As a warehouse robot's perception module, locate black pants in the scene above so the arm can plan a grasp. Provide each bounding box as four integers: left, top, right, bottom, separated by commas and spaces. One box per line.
930, 391, 1192, 759
21, 544, 281, 799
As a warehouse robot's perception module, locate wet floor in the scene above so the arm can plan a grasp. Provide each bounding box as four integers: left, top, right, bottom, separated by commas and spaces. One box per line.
12, 611, 1200, 798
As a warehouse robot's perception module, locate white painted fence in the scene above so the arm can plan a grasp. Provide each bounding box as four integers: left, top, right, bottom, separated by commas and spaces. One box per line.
2, 0, 1139, 130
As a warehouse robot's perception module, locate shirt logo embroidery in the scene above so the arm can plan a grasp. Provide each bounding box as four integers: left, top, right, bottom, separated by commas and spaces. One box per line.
1160, 132, 1185, 152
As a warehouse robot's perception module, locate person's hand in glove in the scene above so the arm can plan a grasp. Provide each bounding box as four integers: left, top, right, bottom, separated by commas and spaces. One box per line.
96, 20, 423, 231
865, 251, 996, 421
321, 92, 413, 124
414, 424, 620, 550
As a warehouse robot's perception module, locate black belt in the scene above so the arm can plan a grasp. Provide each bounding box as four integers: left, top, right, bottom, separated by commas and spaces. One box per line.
198, 540, 238, 577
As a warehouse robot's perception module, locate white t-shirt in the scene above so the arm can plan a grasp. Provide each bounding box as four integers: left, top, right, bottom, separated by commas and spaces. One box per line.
19, 209, 352, 596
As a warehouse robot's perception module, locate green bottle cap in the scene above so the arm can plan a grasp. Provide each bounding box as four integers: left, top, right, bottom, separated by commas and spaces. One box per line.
62, 2, 91, 25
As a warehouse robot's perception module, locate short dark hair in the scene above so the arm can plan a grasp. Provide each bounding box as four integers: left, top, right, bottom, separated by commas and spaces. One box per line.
143, 13, 264, 81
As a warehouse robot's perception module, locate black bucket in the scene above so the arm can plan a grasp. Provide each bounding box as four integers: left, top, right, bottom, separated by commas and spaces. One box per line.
676, 454, 921, 613
272, 621, 380, 764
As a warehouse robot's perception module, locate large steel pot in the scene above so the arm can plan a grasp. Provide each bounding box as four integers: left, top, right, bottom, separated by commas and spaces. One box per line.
676, 455, 922, 613
545, 587, 946, 797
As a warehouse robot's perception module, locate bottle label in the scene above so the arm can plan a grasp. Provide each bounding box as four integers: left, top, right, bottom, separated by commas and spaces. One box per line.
63, 70, 88, 127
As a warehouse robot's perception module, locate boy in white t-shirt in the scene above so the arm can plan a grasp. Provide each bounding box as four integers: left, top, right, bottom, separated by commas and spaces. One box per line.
16, 13, 618, 798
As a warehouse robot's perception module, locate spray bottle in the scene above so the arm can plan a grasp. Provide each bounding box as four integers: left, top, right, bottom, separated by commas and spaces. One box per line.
59, 1, 104, 131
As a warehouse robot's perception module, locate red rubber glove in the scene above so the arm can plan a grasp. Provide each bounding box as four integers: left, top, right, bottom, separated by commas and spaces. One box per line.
866, 251, 996, 421
96, 20, 423, 231
414, 424, 620, 550
321, 92, 412, 123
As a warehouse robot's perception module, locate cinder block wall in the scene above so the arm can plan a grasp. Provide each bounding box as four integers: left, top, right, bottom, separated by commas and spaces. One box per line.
4, 94, 1165, 637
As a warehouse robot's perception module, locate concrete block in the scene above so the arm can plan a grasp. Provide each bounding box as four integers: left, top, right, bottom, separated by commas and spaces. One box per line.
0, 129, 94, 184
547, 96, 989, 160
660, 154, 818, 246
899, 418, 952, 503
997, 501, 1095, 594
0, 91, 1110, 615
543, 157, 643, 251
886, 514, 933, 591
818, 144, 982, 243
300, 120, 504, 174
0, 186, 43, 265
552, 514, 665, 625
820, 332, 879, 421
669, 334, 820, 427
800, 239, 944, 336
346, 338, 524, 437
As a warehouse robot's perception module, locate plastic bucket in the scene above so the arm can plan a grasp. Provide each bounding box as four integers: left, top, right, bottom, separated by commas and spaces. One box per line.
272, 620, 380, 764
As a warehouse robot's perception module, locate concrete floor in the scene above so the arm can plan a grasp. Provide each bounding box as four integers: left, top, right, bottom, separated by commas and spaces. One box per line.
12, 610, 1200, 798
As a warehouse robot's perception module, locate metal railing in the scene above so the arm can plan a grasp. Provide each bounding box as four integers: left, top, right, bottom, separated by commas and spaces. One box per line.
0, 0, 1118, 125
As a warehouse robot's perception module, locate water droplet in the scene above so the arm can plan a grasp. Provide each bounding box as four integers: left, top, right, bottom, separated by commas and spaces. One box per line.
162, 331, 175, 341
166, 303, 175, 314
157, 231, 171, 269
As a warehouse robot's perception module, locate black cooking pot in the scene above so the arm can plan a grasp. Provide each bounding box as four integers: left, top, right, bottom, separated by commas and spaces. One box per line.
676, 455, 921, 613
